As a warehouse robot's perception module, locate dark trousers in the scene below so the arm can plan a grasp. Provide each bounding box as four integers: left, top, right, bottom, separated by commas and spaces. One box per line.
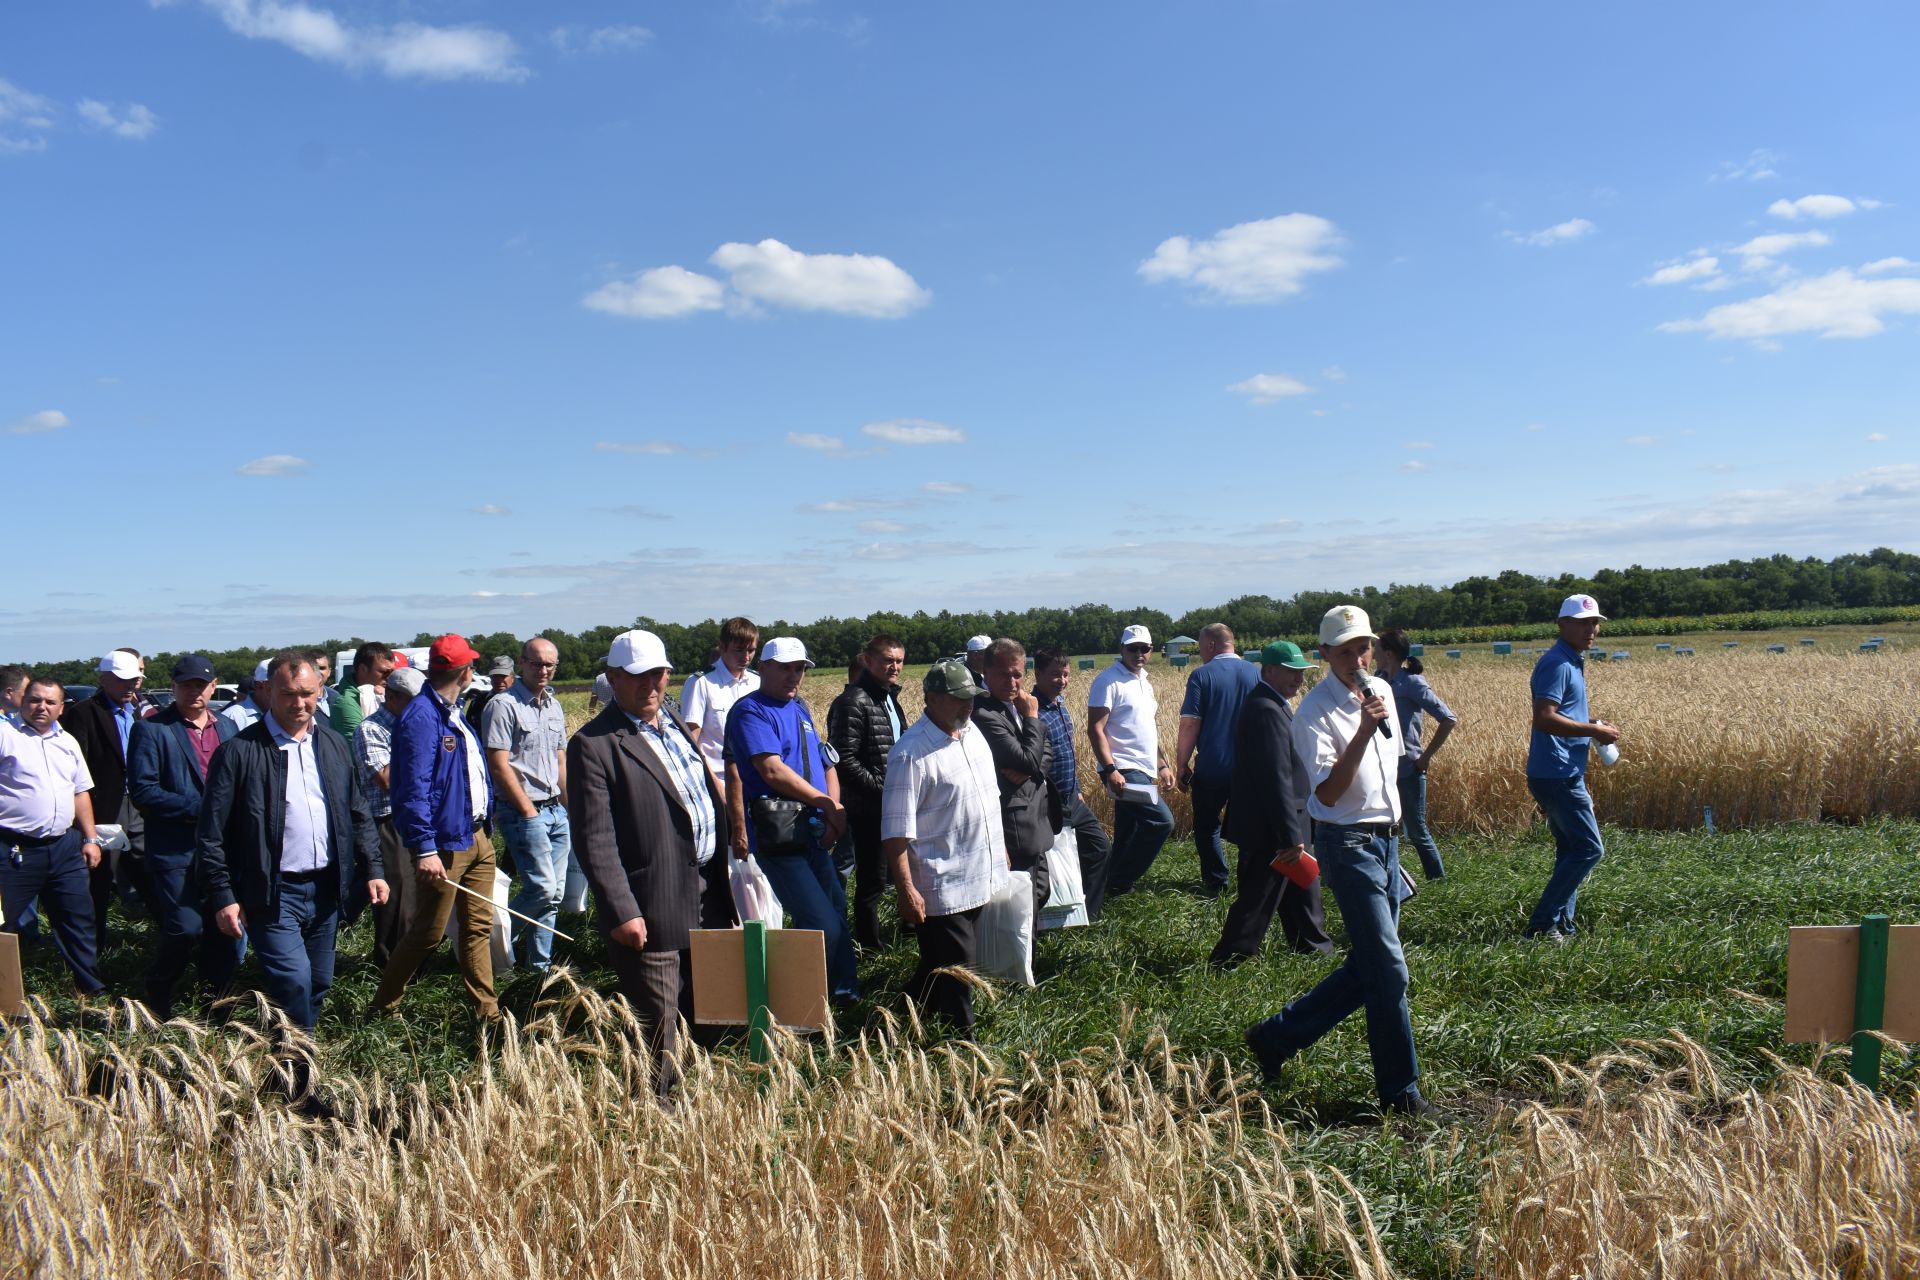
910, 905, 982, 1035
607, 943, 693, 1099
1063, 794, 1112, 920
1190, 777, 1232, 891
246, 873, 340, 1031
367, 817, 413, 971
847, 808, 888, 949
700, 856, 736, 929
1108, 770, 1174, 893
1209, 841, 1333, 963
1, 828, 105, 994
143, 843, 245, 1017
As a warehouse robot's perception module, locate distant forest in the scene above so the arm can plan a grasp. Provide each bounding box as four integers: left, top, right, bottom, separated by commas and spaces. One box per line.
27, 548, 1920, 687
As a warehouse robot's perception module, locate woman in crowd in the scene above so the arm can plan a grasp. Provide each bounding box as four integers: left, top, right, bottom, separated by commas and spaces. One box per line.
1375, 628, 1458, 880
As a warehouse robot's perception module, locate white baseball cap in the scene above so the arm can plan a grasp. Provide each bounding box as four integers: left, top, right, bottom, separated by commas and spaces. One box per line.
591, 672, 612, 703
760, 636, 814, 667
1318, 605, 1377, 649
965, 634, 993, 653
252, 659, 271, 683
97, 650, 141, 680
1558, 594, 1606, 621
1119, 624, 1153, 648
607, 629, 672, 674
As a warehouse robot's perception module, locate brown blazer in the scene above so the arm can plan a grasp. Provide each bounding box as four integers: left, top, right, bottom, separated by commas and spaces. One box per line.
566, 703, 731, 953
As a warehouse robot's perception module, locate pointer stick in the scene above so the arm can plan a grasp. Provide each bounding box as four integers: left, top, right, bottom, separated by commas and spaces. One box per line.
441, 875, 575, 942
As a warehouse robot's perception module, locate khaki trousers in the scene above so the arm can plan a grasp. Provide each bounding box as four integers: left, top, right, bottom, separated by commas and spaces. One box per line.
370, 842, 498, 1018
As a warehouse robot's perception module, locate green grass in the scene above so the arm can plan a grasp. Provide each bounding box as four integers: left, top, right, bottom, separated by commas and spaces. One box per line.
19, 818, 1920, 1278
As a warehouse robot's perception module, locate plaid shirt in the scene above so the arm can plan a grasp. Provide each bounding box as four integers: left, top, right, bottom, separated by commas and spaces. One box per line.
629, 711, 717, 866
1036, 694, 1079, 799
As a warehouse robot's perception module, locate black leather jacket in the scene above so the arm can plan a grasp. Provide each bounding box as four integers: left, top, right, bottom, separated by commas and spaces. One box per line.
826, 670, 905, 814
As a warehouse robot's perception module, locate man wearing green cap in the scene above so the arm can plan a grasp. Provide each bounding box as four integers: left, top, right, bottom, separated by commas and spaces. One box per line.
881, 658, 1010, 1036
1208, 642, 1331, 967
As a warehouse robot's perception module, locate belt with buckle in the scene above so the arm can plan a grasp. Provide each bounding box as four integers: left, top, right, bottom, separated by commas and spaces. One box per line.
534, 797, 563, 810
0, 827, 62, 850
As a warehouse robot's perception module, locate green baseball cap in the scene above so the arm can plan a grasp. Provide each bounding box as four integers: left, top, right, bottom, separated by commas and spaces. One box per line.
923, 657, 985, 698
1258, 640, 1317, 670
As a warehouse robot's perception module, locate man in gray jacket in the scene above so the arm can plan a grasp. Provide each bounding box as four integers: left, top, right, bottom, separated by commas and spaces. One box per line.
970, 638, 1059, 927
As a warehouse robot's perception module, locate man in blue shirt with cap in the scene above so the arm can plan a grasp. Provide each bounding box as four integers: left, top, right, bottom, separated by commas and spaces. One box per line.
1524, 594, 1622, 940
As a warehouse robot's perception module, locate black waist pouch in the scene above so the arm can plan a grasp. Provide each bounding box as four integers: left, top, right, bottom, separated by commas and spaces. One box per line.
751, 795, 810, 855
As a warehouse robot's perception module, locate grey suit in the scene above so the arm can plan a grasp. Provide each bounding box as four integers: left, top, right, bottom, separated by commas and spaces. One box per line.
970, 694, 1062, 923
566, 703, 732, 1096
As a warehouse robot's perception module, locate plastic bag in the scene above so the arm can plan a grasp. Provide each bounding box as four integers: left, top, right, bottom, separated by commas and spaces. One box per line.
444, 866, 514, 973
1038, 828, 1089, 931
728, 849, 784, 929
976, 869, 1035, 986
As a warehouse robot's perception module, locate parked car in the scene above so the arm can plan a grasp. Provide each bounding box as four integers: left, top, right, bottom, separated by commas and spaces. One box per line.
62, 683, 96, 706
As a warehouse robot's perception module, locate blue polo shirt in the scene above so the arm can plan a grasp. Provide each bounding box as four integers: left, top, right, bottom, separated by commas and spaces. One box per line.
724, 689, 828, 806
1527, 639, 1589, 779
1178, 654, 1260, 785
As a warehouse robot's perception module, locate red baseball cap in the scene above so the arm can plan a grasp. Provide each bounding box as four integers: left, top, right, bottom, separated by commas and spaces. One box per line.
429, 634, 482, 670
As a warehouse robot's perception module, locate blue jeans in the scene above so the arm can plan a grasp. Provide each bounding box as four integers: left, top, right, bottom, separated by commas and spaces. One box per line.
501, 804, 574, 970
0, 828, 104, 994
1397, 771, 1445, 880
247, 874, 339, 1031
1249, 823, 1420, 1106
1189, 776, 1231, 891
145, 848, 246, 1016
1526, 775, 1605, 935
1108, 770, 1174, 893
758, 843, 858, 999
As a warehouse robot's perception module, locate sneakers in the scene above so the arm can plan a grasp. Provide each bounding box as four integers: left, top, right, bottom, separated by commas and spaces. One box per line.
1523, 927, 1573, 944
1243, 1020, 1289, 1085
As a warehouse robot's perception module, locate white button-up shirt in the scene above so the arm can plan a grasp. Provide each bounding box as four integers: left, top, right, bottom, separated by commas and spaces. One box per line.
266, 712, 331, 873
1293, 674, 1404, 826
880, 714, 1008, 917
681, 660, 760, 774
0, 719, 94, 838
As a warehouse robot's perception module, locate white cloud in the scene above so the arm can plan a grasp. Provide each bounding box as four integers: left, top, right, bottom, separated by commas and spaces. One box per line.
471, 503, 511, 516
1227, 373, 1312, 405
862, 418, 965, 445
1715, 149, 1780, 182
5, 409, 69, 435
923, 481, 970, 494
1506, 217, 1595, 247
77, 100, 160, 140
0, 78, 56, 154
709, 239, 930, 318
800, 497, 914, 514
1138, 213, 1344, 303
236, 454, 309, 477
1625, 435, 1661, 447
857, 519, 915, 534
1860, 257, 1918, 275
1400, 459, 1429, 473
1867, 433, 1889, 442
589, 240, 929, 321
549, 24, 652, 55
1405, 441, 1435, 450
1699, 463, 1736, 473
1321, 365, 1347, 381
582, 265, 726, 318
1660, 268, 1920, 342
1731, 230, 1830, 271
165, 0, 527, 83
594, 440, 721, 457
787, 431, 845, 452
1643, 255, 1721, 287
1767, 194, 1862, 220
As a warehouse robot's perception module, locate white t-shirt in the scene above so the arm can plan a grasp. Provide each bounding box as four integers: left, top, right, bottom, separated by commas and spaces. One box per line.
1293, 674, 1404, 826
1086, 660, 1160, 774
680, 661, 760, 774
880, 715, 1009, 917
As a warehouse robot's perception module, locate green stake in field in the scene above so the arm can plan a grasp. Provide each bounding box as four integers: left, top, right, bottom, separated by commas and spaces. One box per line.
743, 920, 773, 1065
1851, 913, 1890, 1090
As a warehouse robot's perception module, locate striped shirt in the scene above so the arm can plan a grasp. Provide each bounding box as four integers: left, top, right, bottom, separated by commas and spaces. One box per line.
627, 711, 717, 866
1036, 694, 1079, 800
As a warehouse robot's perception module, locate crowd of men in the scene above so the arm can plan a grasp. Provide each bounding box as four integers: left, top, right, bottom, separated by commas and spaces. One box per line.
0, 592, 1619, 1114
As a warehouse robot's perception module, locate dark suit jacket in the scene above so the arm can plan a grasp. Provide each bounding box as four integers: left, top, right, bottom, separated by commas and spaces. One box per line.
197, 719, 383, 916
61, 691, 133, 818
1222, 681, 1311, 853
566, 704, 732, 953
127, 707, 238, 860
970, 694, 1063, 866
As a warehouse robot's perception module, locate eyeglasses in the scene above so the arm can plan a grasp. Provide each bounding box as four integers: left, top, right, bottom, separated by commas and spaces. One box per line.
1124, 645, 1151, 654
526, 661, 559, 670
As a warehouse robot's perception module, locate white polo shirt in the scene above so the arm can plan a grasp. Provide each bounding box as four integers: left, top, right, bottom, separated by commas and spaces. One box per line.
681, 660, 760, 773
880, 714, 1009, 917
1293, 674, 1404, 826
0, 719, 94, 839
1086, 660, 1160, 774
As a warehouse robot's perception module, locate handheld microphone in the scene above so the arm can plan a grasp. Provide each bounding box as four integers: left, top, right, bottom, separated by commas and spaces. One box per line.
1357, 673, 1393, 738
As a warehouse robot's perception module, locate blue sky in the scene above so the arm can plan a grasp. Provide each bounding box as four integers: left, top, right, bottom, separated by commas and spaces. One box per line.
4, 0, 1918, 660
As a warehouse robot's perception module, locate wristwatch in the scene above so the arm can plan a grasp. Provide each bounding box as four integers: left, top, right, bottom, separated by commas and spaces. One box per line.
1097, 764, 1117, 778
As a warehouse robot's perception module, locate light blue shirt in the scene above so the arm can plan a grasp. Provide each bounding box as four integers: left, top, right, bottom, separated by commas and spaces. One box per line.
112, 697, 136, 760
1527, 639, 1590, 780
266, 712, 330, 873
626, 710, 717, 866
221, 697, 261, 733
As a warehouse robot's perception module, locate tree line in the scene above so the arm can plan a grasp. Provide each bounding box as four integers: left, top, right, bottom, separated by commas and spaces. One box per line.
26, 548, 1919, 688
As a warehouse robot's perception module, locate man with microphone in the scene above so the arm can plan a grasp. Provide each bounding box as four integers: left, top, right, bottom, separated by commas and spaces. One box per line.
1523, 594, 1620, 941
1245, 605, 1432, 1117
